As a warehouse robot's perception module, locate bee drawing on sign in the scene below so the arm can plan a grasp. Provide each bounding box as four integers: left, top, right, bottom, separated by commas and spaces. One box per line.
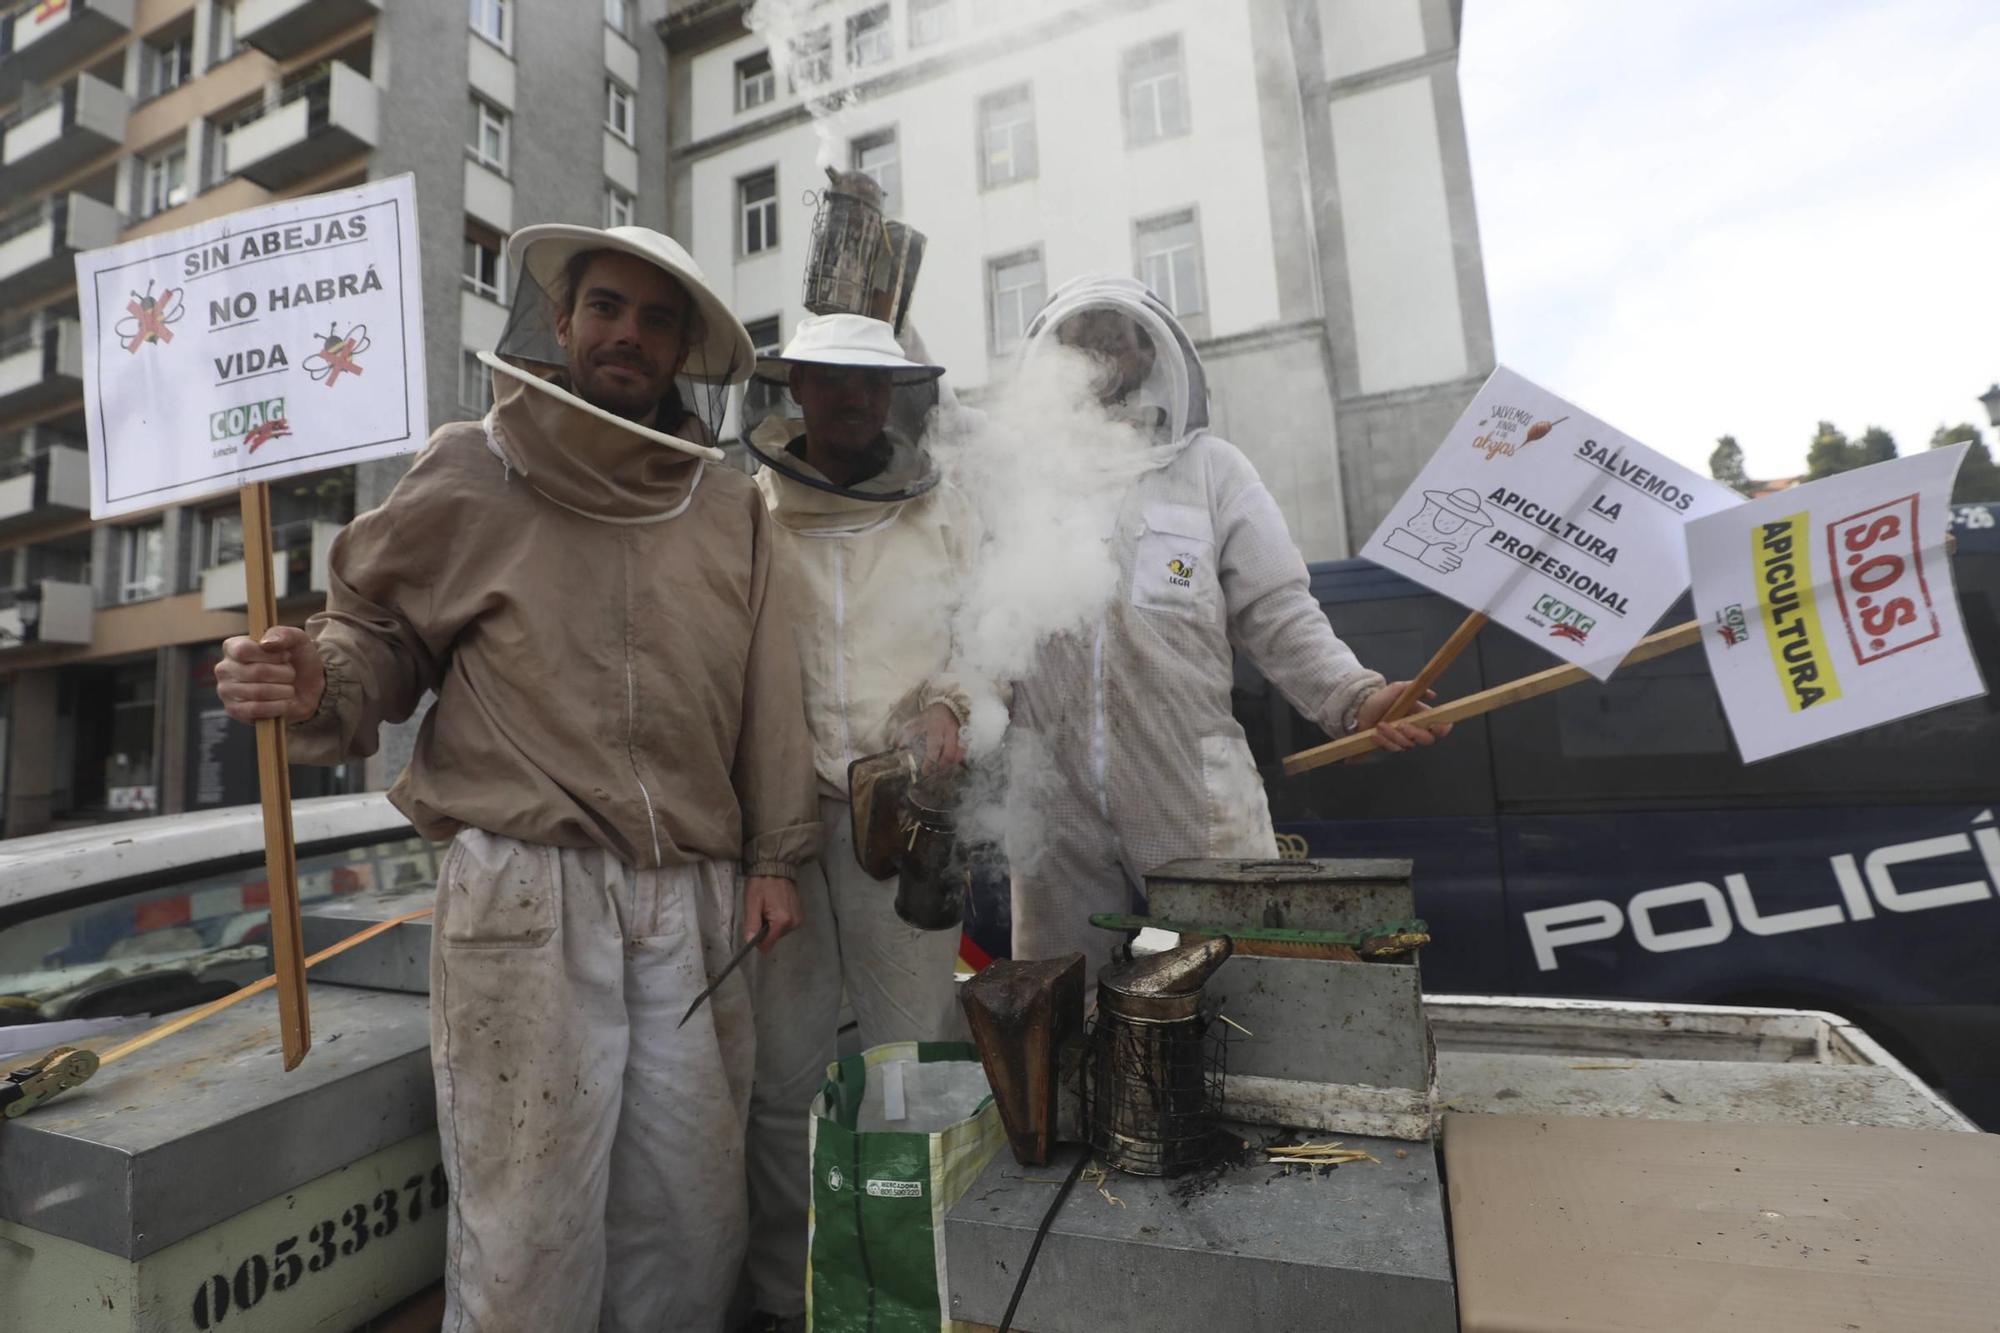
116, 279, 185, 354
304, 322, 370, 387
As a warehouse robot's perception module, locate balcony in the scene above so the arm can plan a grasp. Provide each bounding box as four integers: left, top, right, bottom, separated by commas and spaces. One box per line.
0, 191, 120, 307
237, 0, 379, 62
0, 580, 95, 650
0, 316, 83, 418
0, 71, 129, 198
201, 519, 341, 610
0, 0, 133, 102
222, 62, 378, 191
0, 434, 88, 535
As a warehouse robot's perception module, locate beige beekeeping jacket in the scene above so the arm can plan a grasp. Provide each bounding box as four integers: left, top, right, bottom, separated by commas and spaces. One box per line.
753, 425, 977, 799
289, 369, 820, 878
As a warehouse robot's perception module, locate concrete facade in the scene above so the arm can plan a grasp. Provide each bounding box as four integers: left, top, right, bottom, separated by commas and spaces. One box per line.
0, 0, 673, 836
659, 0, 1493, 558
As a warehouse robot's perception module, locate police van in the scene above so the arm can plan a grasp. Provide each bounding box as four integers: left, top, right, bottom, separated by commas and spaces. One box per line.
1238, 502, 2000, 1127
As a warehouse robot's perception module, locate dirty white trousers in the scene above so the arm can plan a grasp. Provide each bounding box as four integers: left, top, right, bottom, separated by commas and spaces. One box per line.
430, 827, 756, 1333
742, 795, 964, 1315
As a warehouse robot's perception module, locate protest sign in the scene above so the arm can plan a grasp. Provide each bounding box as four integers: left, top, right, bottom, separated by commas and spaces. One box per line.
1686, 446, 1985, 763
77, 174, 425, 519
1360, 366, 1738, 679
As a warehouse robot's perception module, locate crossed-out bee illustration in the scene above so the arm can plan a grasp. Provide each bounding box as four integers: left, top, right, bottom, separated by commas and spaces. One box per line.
115, 279, 185, 354
304, 322, 370, 387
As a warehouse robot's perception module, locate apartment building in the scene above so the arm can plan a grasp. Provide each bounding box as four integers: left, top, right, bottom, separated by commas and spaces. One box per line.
0, 0, 671, 837
660, 0, 1494, 563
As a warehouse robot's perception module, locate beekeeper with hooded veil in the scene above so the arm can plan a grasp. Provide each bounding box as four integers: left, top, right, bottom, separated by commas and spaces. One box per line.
736, 312, 976, 1331
1004, 274, 1446, 982
214, 226, 819, 1332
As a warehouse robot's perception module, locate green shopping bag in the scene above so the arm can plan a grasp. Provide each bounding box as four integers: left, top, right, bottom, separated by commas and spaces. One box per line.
807, 1041, 1005, 1333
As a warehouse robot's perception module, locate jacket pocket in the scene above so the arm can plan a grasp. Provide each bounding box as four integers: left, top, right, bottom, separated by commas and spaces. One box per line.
438, 828, 559, 949
1200, 735, 1277, 858
1130, 503, 1214, 620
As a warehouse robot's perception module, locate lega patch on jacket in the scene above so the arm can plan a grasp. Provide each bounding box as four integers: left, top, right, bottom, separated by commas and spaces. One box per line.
1132, 504, 1212, 615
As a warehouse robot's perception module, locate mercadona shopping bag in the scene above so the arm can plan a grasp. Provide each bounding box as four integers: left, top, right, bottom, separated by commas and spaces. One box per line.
807, 1041, 1004, 1332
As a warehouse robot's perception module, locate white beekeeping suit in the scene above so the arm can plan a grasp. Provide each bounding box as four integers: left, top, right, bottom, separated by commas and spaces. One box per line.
1005, 276, 1386, 981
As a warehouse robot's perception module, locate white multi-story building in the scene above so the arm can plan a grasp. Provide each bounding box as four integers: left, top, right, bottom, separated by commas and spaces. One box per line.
661, 0, 1494, 560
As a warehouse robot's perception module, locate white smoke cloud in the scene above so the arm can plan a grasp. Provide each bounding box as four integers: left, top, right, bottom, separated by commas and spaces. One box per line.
742, 0, 853, 173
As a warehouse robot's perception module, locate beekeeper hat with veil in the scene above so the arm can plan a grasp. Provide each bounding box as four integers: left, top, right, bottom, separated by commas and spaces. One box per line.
738, 313, 945, 503
475, 224, 753, 480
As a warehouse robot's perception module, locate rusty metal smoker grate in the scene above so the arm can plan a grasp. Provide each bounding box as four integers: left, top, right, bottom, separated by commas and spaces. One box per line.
1084, 1008, 1228, 1177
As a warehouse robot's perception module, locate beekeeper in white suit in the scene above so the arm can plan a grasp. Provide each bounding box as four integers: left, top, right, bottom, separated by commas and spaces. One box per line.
1005, 274, 1447, 981
215, 226, 819, 1332
737, 313, 975, 1332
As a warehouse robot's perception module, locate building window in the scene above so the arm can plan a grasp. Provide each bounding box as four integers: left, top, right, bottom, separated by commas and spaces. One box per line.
470, 0, 510, 51
1122, 35, 1189, 145
978, 85, 1036, 189
463, 231, 504, 302
736, 51, 775, 112
605, 184, 635, 228
469, 97, 509, 172
211, 1, 240, 63
847, 5, 891, 69
603, 0, 634, 40
138, 143, 189, 219
790, 25, 831, 89
986, 249, 1045, 357
851, 128, 899, 216
739, 169, 777, 255
745, 316, 782, 356
118, 523, 166, 603
606, 80, 636, 144
1135, 209, 1204, 319
460, 349, 493, 414
141, 31, 194, 100
202, 509, 245, 570
910, 0, 954, 48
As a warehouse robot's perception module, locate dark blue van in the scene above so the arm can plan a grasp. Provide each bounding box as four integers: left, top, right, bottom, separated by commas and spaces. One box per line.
1236, 502, 2000, 1126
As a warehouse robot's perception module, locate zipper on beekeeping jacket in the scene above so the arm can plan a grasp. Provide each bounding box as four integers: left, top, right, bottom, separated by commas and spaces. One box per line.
1089, 617, 1110, 821
623, 543, 665, 867
797, 506, 901, 780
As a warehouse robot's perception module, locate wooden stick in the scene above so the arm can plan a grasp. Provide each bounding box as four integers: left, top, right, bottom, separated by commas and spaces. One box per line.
97, 907, 435, 1067
239, 481, 310, 1069
1363, 610, 1488, 749
1285, 618, 1704, 775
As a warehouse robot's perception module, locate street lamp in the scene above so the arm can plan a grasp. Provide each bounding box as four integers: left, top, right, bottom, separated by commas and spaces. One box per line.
1980, 383, 2000, 431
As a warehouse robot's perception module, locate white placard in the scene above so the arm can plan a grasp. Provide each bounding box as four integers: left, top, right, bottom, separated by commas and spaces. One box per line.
1360, 365, 1739, 678
1686, 446, 1985, 763
77, 175, 427, 519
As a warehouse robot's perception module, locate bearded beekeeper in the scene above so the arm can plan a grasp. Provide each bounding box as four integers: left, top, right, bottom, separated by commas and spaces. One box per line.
213, 226, 819, 1332
1004, 274, 1447, 981
735, 313, 974, 1330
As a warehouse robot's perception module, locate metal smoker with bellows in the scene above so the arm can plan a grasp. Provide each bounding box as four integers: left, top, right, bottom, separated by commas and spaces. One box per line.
960, 856, 1438, 1176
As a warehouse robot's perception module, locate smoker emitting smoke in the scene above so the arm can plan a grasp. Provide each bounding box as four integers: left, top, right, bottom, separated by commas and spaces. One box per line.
744, 0, 852, 172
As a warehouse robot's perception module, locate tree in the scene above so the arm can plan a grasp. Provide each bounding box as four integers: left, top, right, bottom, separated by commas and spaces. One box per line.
1708, 435, 1753, 495
1930, 423, 2000, 503
1804, 421, 1855, 480
1855, 426, 1898, 467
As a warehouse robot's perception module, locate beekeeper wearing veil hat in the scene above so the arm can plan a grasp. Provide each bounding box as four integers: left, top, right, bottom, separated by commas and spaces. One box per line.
1002, 273, 1450, 984
214, 224, 819, 1332
735, 312, 980, 1331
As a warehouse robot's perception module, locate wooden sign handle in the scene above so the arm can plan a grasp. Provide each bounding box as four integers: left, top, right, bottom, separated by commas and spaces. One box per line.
239, 482, 311, 1069
1355, 610, 1488, 760
1286, 618, 1704, 775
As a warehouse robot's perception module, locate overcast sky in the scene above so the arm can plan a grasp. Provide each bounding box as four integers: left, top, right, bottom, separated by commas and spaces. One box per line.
1458, 0, 2000, 482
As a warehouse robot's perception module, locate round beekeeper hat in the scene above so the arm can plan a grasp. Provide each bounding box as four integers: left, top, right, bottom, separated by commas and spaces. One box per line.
740, 314, 945, 503
753, 313, 944, 386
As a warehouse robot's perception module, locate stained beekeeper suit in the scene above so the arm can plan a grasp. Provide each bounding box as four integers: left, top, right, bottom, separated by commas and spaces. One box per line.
286, 226, 819, 1332
738, 314, 974, 1322
1006, 275, 1385, 981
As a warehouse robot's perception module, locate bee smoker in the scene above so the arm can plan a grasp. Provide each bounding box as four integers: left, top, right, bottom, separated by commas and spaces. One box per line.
848, 749, 970, 931
959, 937, 1234, 1178
801, 167, 925, 333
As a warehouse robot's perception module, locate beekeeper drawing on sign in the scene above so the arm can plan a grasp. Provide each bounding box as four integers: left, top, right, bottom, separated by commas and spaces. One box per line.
1382, 488, 1494, 573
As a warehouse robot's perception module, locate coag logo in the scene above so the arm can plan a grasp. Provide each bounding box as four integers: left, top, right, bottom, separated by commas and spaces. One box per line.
1531, 593, 1595, 643
210, 397, 290, 453
1167, 554, 1196, 587
1713, 603, 1748, 648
